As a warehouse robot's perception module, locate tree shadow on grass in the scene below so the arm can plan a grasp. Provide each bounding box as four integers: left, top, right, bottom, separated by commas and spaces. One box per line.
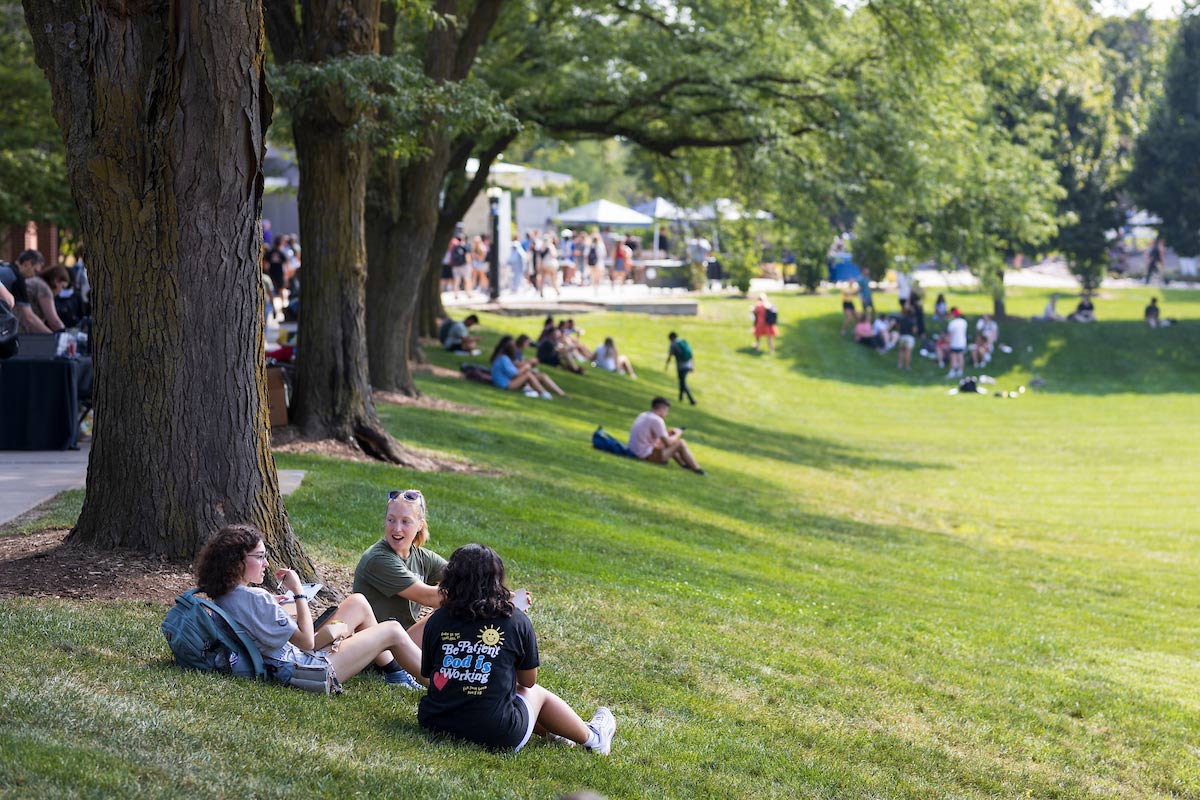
780, 312, 1200, 395
675, 407, 947, 473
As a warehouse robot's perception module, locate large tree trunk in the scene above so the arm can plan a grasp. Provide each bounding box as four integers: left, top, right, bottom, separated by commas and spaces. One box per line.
280, 0, 415, 464
365, 150, 449, 395
23, 0, 312, 570
365, 166, 418, 393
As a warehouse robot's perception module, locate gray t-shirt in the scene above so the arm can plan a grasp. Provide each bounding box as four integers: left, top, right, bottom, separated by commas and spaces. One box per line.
443, 321, 468, 349
214, 584, 298, 661
353, 539, 447, 627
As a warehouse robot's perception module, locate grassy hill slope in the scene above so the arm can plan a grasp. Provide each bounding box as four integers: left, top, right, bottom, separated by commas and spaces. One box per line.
2, 286, 1198, 799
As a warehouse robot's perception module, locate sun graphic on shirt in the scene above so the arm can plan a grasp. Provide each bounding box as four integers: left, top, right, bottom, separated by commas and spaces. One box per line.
478, 625, 505, 647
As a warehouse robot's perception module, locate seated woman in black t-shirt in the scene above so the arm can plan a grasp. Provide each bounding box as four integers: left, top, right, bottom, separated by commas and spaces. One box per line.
418, 544, 615, 754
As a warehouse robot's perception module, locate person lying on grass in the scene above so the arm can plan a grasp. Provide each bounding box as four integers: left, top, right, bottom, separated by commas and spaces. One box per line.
354, 489, 460, 647
418, 543, 616, 754
197, 524, 425, 691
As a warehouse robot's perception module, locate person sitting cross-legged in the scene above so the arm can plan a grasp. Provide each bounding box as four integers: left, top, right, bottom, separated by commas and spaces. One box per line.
627, 396, 704, 475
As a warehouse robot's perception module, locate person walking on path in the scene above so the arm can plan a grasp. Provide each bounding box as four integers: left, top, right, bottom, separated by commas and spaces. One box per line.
1145, 237, 1164, 285
665, 331, 696, 405
752, 293, 779, 354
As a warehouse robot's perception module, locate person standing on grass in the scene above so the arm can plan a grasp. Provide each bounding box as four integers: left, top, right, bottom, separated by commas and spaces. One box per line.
946, 307, 968, 378
628, 396, 705, 475
1145, 236, 1164, 285
840, 284, 858, 335
858, 273, 874, 311
752, 293, 779, 354
665, 331, 696, 405
198, 524, 425, 692
419, 543, 616, 754
896, 305, 916, 370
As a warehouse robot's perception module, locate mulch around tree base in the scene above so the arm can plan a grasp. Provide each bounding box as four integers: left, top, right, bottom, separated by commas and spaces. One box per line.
0, 529, 193, 604
0, 529, 354, 606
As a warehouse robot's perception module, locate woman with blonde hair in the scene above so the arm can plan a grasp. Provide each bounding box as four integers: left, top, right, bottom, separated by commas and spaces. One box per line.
352, 488, 452, 645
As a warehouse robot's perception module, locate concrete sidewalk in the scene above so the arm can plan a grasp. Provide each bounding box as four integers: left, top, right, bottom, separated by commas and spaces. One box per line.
0, 444, 306, 527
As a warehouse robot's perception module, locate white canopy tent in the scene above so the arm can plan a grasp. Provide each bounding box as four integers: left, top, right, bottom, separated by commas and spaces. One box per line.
556, 199, 654, 227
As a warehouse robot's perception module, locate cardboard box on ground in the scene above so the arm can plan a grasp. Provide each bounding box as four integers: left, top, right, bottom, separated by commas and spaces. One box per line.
267, 366, 288, 427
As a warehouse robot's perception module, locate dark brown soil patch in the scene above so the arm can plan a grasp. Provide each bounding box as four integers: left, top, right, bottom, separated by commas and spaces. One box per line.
411, 363, 463, 380
0, 529, 194, 604
271, 426, 486, 474
0, 529, 353, 607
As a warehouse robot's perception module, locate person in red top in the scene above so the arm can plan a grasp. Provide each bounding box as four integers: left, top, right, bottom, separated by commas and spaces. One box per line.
752, 293, 779, 354
611, 238, 632, 287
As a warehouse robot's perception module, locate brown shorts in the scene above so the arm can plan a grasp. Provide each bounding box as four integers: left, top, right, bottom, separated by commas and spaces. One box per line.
646, 445, 670, 464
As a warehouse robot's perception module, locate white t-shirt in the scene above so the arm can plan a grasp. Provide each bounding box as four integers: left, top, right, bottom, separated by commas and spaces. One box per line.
628, 411, 667, 459
947, 317, 968, 349
977, 318, 998, 343
593, 343, 617, 372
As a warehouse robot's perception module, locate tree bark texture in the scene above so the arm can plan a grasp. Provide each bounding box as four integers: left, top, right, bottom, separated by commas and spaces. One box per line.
269, 0, 414, 463
365, 0, 505, 378
22, 0, 312, 570
365, 148, 448, 395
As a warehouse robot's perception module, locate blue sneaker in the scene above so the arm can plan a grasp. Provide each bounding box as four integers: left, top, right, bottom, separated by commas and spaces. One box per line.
383, 668, 422, 690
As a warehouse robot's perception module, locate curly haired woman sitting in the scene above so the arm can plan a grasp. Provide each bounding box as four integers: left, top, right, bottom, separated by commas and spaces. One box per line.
195, 524, 425, 692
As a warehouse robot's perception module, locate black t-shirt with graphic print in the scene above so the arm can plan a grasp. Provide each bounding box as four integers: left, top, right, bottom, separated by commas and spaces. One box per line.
418, 607, 540, 750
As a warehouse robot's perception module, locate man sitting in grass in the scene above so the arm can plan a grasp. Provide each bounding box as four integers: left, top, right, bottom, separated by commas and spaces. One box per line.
441, 314, 480, 354
627, 396, 705, 476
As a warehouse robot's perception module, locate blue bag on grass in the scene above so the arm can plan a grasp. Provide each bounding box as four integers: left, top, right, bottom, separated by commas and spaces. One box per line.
162, 588, 265, 679
592, 426, 633, 458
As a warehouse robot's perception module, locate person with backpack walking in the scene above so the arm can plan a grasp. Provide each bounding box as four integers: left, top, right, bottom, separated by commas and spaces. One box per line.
418, 543, 617, 754
196, 524, 425, 692
665, 331, 696, 405
587, 232, 606, 293
752, 293, 779, 354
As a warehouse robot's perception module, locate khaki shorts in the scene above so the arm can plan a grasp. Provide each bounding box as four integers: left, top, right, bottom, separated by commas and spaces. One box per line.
646, 445, 670, 464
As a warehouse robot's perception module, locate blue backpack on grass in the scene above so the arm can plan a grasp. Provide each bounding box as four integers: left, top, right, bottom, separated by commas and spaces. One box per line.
162, 588, 265, 679
592, 426, 634, 458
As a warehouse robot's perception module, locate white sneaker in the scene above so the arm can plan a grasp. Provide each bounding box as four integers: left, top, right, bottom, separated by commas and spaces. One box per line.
523, 387, 538, 398
540, 391, 553, 400
585, 707, 616, 755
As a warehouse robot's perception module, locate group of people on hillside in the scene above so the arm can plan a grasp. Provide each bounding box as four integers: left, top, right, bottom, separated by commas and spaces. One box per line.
445, 315, 638, 400
840, 278, 1012, 376
190, 491, 616, 754
1037, 293, 1097, 323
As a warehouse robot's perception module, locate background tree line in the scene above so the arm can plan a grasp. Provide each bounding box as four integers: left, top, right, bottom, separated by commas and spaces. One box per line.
8, 0, 1185, 570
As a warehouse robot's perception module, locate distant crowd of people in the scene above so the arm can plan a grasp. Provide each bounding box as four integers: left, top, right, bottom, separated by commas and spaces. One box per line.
442, 227, 649, 300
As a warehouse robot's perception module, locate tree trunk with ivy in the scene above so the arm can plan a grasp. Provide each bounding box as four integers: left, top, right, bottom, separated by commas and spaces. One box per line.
22, 0, 312, 571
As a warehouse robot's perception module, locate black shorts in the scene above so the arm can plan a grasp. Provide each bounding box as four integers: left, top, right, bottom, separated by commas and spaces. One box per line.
441, 263, 452, 280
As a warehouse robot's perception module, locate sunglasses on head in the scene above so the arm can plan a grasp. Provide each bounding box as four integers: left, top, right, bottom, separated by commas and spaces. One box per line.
388, 489, 425, 512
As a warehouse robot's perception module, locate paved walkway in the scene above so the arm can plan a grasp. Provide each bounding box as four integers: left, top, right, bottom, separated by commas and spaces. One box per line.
0, 444, 306, 527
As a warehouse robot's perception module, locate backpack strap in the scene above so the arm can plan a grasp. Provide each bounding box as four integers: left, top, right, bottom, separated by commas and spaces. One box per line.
192, 590, 266, 679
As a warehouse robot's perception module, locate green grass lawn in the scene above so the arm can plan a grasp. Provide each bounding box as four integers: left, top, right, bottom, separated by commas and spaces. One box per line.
3, 286, 1199, 799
